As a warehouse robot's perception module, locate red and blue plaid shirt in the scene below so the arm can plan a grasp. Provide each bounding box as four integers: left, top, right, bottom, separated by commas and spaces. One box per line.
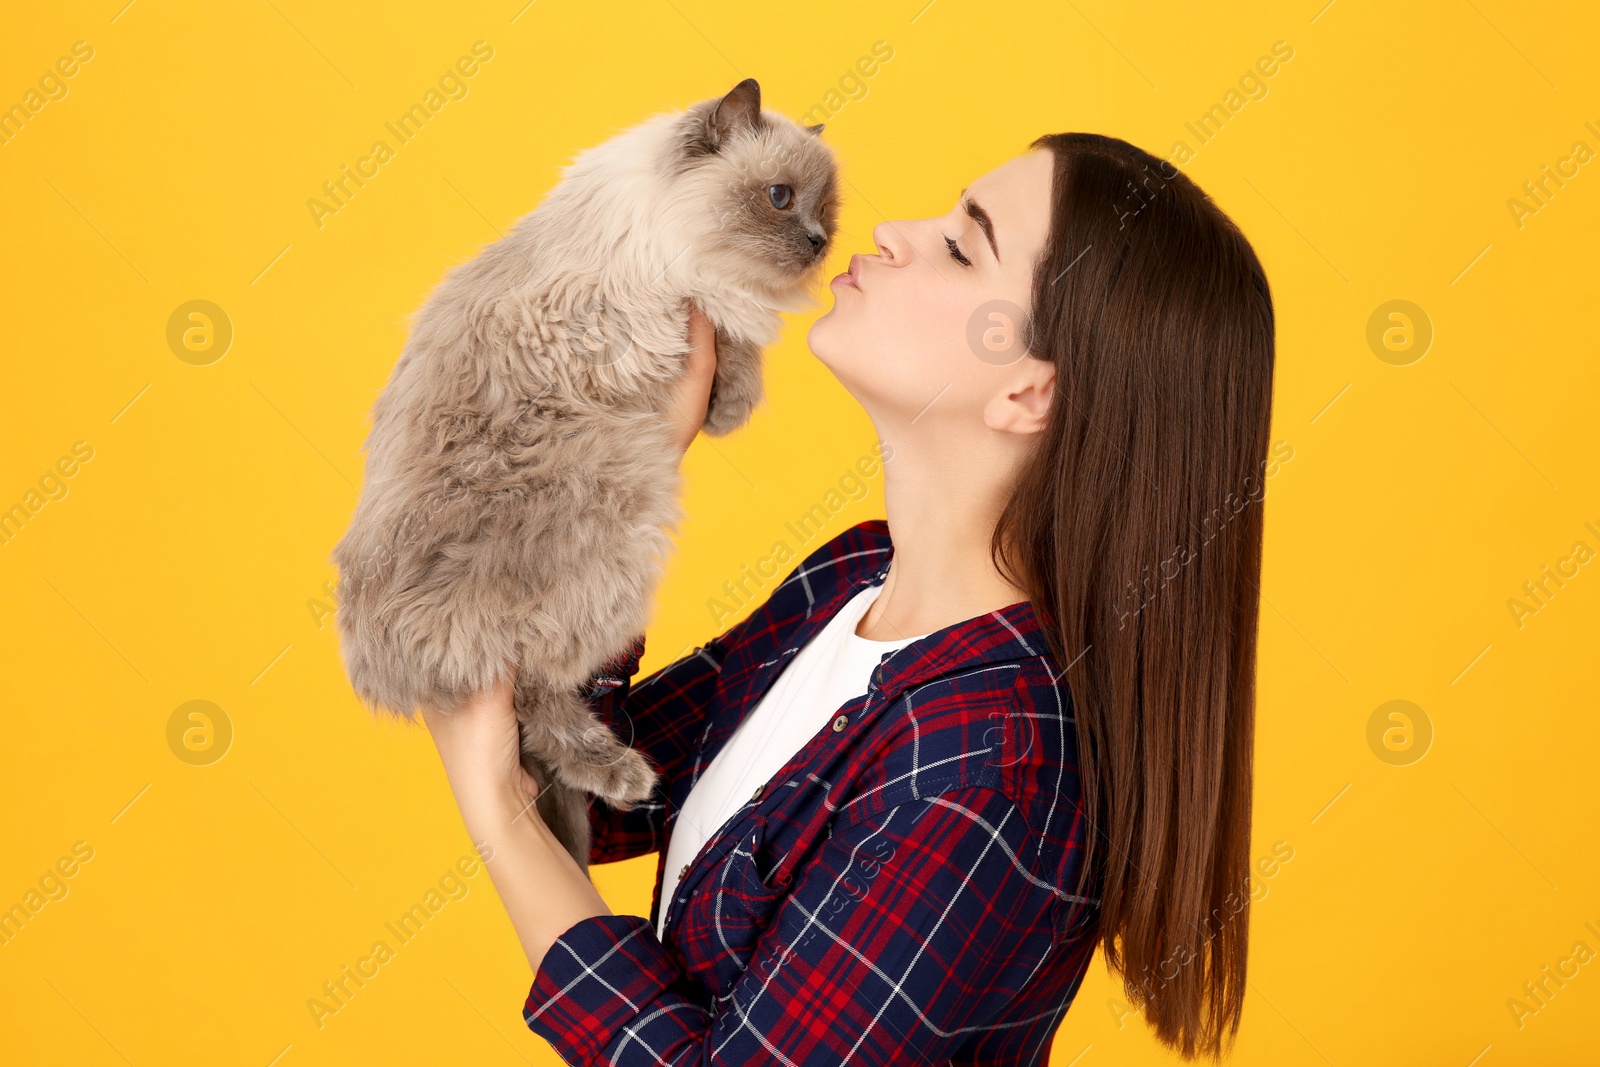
523, 518, 1101, 1065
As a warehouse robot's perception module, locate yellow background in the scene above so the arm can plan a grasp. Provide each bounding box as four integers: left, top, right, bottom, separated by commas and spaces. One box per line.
2, 1, 1597, 1063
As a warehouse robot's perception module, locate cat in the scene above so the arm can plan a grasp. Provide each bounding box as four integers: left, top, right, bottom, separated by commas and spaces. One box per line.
330, 78, 839, 872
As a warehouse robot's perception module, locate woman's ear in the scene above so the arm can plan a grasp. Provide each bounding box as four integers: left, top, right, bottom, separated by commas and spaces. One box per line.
982, 359, 1055, 436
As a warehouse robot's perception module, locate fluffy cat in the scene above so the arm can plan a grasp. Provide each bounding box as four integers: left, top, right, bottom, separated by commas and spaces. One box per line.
330, 78, 839, 872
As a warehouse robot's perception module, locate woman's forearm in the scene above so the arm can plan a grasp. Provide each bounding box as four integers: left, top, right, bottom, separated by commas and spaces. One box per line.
454, 782, 613, 975
420, 300, 713, 975
422, 678, 613, 977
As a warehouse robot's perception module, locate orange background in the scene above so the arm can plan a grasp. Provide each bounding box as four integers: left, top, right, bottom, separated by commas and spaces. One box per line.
2, 1, 1597, 1064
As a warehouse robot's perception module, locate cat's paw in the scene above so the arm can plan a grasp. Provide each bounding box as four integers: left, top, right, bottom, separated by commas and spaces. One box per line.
701, 393, 755, 437
558, 733, 659, 807
701, 329, 764, 437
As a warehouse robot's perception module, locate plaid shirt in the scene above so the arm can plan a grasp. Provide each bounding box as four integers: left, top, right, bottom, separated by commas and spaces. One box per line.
523, 518, 1101, 1065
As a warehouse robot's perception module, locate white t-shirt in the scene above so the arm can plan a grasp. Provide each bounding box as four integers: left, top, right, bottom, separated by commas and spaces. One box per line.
657, 582, 928, 940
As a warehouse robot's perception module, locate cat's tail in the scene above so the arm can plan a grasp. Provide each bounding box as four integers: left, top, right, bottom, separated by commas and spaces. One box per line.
527, 771, 596, 874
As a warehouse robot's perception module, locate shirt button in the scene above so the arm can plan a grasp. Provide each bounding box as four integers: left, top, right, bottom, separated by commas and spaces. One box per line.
832, 714, 849, 731
871, 665, 884, 689
678, 864, 689, 879
751, 784, 764, 801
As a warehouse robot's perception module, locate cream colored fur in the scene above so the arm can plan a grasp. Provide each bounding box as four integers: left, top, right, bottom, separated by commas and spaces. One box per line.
330, 79, 838, 871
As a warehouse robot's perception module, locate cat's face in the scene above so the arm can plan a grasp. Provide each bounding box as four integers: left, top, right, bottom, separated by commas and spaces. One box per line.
671, 79, 839, 290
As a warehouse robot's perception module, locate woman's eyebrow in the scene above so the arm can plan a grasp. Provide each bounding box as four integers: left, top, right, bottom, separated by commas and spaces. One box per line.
958, 187, 1000, 263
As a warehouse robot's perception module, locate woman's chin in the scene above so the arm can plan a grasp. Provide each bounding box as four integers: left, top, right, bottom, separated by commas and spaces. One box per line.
806, 315, 836, 361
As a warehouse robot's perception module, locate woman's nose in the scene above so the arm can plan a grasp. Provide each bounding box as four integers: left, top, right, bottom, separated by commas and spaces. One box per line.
871, 220, 905, 263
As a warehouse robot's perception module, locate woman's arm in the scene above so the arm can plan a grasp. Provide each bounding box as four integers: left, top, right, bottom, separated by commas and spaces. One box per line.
422, 676, 613, 973
424, 677, 1075, 1066
416, 631, 754, 976
418, 299, 726, 963
524, 782, 1077, 1065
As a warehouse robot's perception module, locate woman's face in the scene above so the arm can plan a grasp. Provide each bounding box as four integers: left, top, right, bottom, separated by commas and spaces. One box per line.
808, 149, 1056, 439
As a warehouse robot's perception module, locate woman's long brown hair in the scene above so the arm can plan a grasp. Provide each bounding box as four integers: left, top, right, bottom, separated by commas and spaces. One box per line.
993, 133, 1276, 1060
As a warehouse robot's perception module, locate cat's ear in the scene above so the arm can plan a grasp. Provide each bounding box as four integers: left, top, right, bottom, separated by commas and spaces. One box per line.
706, 78, 762, 148
805, 123, 825, 137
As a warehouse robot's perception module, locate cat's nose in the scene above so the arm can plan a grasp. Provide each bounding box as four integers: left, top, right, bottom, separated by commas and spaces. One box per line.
806, 231, 826, 255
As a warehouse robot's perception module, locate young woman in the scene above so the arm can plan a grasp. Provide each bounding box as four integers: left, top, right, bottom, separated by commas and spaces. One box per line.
421, 133, 1276, 1064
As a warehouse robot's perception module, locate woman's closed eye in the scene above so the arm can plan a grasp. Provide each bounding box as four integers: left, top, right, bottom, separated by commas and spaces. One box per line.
944, 235, 972, 267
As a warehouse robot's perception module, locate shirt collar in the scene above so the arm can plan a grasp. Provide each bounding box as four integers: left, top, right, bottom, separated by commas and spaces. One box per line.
813, 520, 1055, 704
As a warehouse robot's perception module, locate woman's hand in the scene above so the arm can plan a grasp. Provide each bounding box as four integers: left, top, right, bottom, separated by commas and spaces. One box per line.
419, 668, 537, 825
659, 301, 718, 458
420, 671, 613, 976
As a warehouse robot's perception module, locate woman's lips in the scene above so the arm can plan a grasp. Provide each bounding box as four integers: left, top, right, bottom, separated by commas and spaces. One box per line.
830, 254, 863, 289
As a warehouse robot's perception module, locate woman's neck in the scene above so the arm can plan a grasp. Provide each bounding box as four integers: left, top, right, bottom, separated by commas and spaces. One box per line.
854, 437, 1031, 642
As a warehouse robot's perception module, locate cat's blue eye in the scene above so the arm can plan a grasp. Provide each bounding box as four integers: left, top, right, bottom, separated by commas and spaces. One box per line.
768, 184, 793, 210
945, 235, 972, 267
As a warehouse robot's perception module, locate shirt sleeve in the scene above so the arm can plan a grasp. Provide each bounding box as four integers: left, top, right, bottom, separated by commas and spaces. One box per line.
524, 784, 1068, 1064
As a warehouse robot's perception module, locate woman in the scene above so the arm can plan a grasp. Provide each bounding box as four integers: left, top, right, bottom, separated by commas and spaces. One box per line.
422, 132, 1275, 1064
